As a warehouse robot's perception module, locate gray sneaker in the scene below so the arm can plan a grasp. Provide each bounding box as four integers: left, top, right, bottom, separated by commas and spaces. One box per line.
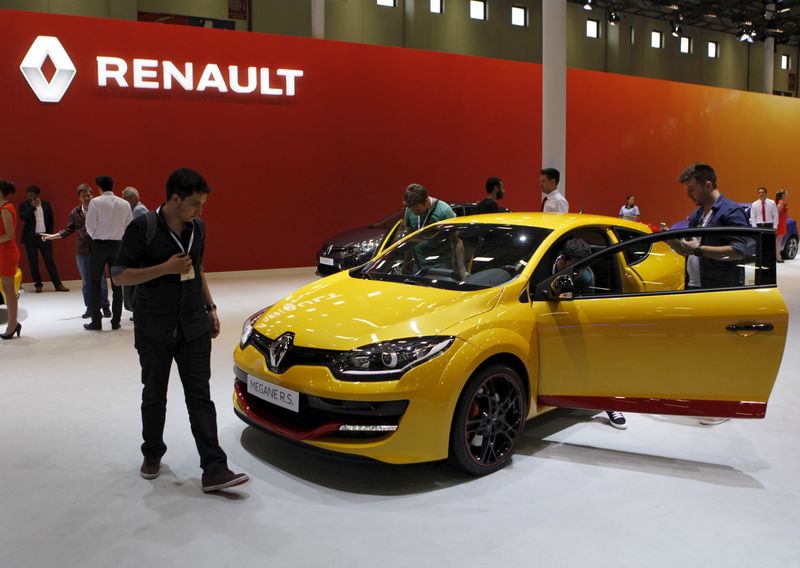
201, 470, 249, 492
140, 457, 161, 480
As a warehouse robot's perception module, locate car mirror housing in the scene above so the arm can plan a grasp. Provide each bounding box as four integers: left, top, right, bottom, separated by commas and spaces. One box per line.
549, 274, 574, 300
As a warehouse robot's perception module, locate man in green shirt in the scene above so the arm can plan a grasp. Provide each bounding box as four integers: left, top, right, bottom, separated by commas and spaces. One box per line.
403, 183, 456, 231
402, 184, 466, 278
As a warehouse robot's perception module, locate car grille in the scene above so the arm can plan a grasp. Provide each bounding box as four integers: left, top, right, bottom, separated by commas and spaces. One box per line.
250, 330, 339, 374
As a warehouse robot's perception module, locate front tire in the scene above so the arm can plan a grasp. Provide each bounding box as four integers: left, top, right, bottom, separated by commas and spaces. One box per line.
448, 364, 527, 476
782, 235, 798, 260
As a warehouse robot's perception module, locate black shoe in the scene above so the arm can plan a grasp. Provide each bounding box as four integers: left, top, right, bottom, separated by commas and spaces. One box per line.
102, 307, 112, 318
140, 457, 161, 480
34, 285, 42, 294
55, 284, 70, 292
201, 470, 250, 492
1, 323, 21, 340
83, 322, 102, 331
81, 311, 91, 319
607, 411, 627, 430
111, 321, 121, 330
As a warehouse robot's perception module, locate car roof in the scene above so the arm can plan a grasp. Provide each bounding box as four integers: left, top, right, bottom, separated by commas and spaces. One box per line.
445, 211, 651, 232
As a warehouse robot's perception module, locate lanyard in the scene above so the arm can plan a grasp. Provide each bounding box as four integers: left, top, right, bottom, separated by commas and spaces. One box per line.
157, 206, 194, 255
417, 199, 437, 230
169, 225, 194, 255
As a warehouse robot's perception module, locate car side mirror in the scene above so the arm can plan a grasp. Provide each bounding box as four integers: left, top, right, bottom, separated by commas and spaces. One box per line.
549, 274, 574, 300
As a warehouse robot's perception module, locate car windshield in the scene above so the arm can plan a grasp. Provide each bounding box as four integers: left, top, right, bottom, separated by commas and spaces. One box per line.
356, 223, 551, 290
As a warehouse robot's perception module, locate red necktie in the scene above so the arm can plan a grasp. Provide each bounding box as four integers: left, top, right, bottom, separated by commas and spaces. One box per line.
762, 202, 766, 222
541, 197, 547, 211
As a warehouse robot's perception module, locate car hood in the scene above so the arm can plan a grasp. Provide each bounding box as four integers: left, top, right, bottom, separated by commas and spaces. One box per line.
252, 271, 502, 351
319, 227, 387, 250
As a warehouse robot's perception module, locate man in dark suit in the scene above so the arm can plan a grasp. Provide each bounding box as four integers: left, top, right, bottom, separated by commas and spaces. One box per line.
18, 185, 68, 292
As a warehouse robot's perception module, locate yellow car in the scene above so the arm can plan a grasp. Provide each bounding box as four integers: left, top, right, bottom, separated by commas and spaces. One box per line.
233, 213, 787, 475
0, 267, 22, 307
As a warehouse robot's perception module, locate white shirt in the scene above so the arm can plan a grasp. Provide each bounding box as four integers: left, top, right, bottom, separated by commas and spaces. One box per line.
687, 208, 714, 287
542, 190, 569, 213
85, 191, 133, 240
34, 205, 46, 234
749, 198, 778, 228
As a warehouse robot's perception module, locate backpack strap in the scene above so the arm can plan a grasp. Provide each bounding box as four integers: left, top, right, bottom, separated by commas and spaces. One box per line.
144, 211, 158, 250
193, 217, 205, 244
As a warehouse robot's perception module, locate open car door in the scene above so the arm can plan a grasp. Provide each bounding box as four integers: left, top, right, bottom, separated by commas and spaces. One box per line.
532, 227, 787, 419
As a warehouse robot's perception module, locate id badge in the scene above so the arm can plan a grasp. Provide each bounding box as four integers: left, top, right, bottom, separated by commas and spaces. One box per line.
181, 266, 196, 281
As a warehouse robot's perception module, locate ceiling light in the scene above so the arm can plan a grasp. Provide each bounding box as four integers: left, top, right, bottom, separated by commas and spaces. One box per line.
737, 27, 754, 43
608, 8, 621, 25
583, 0, 593, 11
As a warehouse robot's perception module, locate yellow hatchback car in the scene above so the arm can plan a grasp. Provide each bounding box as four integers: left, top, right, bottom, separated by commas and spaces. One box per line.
233, 213, 787, 475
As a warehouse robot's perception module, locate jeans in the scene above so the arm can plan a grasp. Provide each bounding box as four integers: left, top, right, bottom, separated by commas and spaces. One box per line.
75, 254, 108, 309
135, 329, 228, 474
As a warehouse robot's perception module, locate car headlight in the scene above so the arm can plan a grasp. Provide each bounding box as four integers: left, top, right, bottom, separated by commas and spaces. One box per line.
345, 238, 381, 260
240, 307, 270, 347
333, 336, 455, 381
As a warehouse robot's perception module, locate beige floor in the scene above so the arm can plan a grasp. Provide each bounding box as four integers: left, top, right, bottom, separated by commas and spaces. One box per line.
1, 264, 798, 568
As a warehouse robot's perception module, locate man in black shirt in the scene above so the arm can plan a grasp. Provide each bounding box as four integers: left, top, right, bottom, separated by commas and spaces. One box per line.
113, 168, 248, 493
476, 177, 509, 214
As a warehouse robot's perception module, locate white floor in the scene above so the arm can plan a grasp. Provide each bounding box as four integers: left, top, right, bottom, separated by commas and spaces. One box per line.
1, 265, 799, 568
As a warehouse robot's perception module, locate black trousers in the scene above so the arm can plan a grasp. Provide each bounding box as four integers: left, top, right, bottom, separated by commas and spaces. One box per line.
135, 329, 228, 475
89, 240, 122, 325
25, 238, 62, 288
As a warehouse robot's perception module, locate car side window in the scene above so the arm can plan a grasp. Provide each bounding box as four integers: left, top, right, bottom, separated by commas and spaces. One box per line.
613, 227, 652, 267
532, 228, 621, 297
542, 227, 776, 299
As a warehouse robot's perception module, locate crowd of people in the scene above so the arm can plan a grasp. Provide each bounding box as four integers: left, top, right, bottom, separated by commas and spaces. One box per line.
0, 170, 249, 493
0, 162, 791, 487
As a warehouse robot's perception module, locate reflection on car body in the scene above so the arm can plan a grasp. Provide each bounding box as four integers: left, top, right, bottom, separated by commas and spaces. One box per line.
235, 213, 787, 476
0, 267, 22, 307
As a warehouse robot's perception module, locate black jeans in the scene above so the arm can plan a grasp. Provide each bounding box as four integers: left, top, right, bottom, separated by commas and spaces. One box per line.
135, 329, 228, 475
89, 240, 122, 325
25, 238, 62, 288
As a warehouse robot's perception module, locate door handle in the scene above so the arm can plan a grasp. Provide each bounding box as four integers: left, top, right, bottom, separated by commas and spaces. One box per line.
726, 323, 774, 332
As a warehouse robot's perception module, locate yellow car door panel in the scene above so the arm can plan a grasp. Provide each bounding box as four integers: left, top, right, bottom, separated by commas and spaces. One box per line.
534, 226, 787, 419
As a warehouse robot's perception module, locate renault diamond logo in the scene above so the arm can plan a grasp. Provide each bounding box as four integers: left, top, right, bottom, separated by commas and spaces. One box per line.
20, 36, 77, 103
268, 332, 294, 371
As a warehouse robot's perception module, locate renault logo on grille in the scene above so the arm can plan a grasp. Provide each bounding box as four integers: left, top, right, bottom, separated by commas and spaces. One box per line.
20, 36, 77, 103
268, 332, 294, 371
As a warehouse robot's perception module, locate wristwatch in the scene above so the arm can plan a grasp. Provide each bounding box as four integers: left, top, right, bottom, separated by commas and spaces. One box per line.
204, 303, 217, 313
693, 246, 703, 257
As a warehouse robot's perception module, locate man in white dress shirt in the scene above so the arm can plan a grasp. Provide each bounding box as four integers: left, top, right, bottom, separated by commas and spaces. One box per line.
84, 175, 132, 330
749, 187, 778, 229
540, 168, 569, 213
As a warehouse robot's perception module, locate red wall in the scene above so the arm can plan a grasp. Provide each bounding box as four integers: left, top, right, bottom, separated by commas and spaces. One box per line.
566, 69, 800, 223
0, 10, 540, 281
3, 10, 800, 283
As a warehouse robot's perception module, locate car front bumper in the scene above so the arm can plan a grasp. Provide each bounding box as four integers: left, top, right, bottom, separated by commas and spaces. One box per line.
232, 338, 475, 464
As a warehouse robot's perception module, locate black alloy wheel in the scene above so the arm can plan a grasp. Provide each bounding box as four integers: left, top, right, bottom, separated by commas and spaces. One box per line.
783, 235, 798, 260
449, 364, 527, 476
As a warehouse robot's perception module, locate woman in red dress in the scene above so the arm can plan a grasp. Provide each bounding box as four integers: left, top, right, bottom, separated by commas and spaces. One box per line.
775, 189, 789, 264
0, 179, 22, 338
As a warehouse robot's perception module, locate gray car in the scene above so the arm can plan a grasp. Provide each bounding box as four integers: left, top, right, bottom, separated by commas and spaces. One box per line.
316, 202, 479, 276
